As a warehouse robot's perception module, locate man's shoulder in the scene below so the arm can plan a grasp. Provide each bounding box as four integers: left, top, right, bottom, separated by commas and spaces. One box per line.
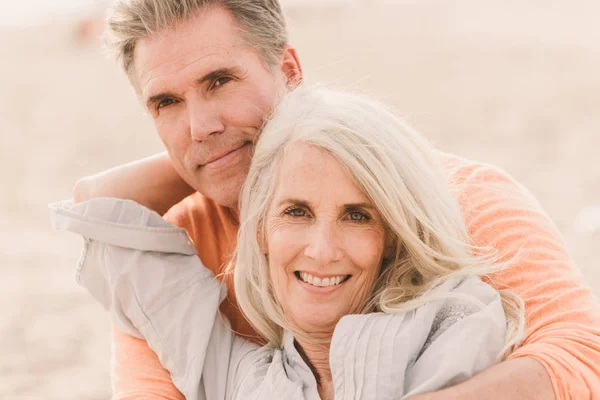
164, 192, 215, 220
163, 192, 236, 236
437, 150, 517, 188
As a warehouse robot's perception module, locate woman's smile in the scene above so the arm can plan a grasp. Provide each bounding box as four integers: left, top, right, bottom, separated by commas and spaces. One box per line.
295, 271, 351, 287
294, 270, 352, 294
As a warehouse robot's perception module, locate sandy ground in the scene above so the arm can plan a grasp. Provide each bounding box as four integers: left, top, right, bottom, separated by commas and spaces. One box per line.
1, 1, 599, 398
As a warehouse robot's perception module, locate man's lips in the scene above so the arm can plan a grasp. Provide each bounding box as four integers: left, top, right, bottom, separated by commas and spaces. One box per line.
201, 143, 249, 169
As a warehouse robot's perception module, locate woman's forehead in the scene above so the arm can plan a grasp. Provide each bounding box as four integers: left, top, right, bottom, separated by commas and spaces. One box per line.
273, 143, 373, 206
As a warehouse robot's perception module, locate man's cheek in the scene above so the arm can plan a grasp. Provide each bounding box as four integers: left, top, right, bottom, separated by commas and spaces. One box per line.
222, 93, 272, 125
157, 125, 186, 154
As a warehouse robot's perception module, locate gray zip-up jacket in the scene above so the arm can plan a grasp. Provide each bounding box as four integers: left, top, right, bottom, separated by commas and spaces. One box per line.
50, 198, 507, 400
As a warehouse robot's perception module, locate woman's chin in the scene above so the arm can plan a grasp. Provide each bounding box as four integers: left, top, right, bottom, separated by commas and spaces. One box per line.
289, 306, 346, 336
279, 275, 364, 335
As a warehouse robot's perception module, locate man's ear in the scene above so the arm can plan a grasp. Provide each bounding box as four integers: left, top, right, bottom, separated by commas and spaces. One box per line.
280, 46, 303, 89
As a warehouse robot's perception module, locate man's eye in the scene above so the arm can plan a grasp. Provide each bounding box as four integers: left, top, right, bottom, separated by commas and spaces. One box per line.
157, 98, 175, 110
283, 207, 307, 218
213, 76, 233, 88
348, 210, 370, 222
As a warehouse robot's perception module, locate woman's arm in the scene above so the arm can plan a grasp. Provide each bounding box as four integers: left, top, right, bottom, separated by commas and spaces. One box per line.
51, 198, 257, 400
433, 155, 600, 399
73, 152, 194, 215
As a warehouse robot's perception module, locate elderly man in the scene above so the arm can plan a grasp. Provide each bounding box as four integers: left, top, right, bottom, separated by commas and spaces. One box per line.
75, 0, 600, 399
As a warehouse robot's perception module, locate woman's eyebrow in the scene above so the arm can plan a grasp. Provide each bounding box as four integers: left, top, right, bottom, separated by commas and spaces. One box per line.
344, 202, 376, 210
276, 198, 310, 207
276, 199, 375, 210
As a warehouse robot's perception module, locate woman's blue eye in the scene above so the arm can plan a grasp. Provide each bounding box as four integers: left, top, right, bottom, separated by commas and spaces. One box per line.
349, 211, 369, 221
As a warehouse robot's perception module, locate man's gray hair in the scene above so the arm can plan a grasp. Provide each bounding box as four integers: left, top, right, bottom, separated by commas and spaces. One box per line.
106, 0, 288, 79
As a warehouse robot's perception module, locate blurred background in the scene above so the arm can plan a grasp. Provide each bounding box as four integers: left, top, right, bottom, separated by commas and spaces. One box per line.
1, 0, 599, 398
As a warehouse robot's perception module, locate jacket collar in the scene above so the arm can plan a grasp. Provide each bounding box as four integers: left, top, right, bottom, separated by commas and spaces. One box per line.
50, 198, 197, 255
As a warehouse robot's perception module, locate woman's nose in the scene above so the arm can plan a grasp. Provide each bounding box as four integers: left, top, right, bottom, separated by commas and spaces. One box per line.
188, 100, 225, 141
304, 221, 343, 264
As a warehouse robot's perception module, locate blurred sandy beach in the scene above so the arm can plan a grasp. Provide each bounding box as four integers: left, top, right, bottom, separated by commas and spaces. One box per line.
1, 1, 599, 398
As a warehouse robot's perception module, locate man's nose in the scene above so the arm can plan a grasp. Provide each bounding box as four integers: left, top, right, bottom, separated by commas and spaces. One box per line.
304, 221, 343, 265
188, 100, 225, 141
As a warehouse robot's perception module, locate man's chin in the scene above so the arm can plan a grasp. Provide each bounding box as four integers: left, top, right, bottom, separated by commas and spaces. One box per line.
192, 179, 242, 210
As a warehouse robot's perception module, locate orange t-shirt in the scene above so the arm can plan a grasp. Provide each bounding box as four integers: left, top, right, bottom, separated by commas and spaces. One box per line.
110, 152, 600, 400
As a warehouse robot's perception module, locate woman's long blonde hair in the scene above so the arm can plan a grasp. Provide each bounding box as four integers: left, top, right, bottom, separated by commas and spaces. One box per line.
230, 85, 524, 358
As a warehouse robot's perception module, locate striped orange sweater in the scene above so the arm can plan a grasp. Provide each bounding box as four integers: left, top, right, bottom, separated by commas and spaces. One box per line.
110, 152, 600, 399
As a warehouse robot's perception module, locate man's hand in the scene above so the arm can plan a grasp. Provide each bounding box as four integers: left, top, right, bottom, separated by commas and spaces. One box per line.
73, 152, 195, 215
409, 357, 555, 400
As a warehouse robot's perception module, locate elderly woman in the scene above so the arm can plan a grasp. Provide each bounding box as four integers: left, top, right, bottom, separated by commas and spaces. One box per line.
51, 87, 524, 400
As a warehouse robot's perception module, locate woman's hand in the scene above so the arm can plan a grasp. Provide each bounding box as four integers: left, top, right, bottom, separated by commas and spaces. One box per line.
73, 152, 195, 215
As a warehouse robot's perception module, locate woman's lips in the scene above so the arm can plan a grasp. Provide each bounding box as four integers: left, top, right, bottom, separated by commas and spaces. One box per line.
294, 271, 351, 294
297, 271, 350, 287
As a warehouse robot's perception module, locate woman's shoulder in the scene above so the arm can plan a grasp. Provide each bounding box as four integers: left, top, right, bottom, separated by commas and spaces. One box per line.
332, 275, 502, 340
328, 276, 507, 398
330, 275, 505, 363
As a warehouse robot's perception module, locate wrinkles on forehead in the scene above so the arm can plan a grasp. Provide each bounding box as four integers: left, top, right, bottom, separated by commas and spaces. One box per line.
130, 5, 249, 93
135, 38, 242, 88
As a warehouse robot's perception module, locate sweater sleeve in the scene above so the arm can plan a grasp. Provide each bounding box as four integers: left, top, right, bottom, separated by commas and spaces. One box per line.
450, 160, 600, 399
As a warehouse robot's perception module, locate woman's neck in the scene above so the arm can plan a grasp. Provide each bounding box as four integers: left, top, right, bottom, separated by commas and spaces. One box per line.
294, 338, 334, 399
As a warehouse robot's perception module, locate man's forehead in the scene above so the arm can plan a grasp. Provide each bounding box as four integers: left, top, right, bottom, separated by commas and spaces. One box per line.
131, 6, 249, 93
136, 46, 234, 94
136, 35, 240, 82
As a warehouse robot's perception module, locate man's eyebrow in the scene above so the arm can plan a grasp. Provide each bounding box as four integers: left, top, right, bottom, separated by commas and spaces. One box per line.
145, 67, 241, 110
146, 93, 174, 110
197, 66, 240, 85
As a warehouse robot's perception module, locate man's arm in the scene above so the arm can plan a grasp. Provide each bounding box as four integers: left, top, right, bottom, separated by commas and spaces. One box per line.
427, 155, 600, 399
73, 152, 194, 214
112, 326, 185, 400
411, 358, 553, 400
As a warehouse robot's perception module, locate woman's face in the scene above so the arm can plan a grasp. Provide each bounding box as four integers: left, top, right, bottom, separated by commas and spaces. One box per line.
265, 143, 388, 335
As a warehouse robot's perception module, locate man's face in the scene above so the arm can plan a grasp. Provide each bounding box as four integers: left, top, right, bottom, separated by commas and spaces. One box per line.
133, 6, 300, 208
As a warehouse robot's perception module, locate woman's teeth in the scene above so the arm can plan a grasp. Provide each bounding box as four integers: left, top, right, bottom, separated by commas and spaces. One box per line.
298, 272, 349, 287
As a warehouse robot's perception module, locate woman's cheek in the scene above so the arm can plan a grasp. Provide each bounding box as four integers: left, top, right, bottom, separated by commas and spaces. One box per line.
267, 222, 307, 270
343, 227, 386, 271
